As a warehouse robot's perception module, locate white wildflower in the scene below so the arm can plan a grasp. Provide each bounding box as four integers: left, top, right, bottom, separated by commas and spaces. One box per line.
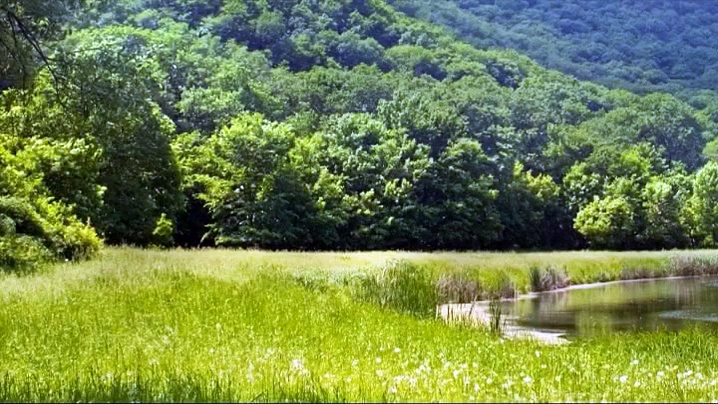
619, 375, 628, 383
291, 359, 304, 371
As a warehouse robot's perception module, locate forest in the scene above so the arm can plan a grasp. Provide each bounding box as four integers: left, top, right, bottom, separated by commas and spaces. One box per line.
392, 0, 718, 105
2, 0, 718, 270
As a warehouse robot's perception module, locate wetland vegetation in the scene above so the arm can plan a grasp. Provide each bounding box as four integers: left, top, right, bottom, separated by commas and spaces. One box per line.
2, 248, 718, 401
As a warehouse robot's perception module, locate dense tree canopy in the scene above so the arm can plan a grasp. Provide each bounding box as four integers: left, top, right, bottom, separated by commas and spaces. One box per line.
390, 1, 718, 106
1, 0, 717, 270
391, 0, 718, 163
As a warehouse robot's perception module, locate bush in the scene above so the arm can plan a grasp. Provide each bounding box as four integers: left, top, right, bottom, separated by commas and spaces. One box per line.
151, 213, 175, 248
54, 219, 102, 261
0, 196, 101, 271
0, 235, 53, 272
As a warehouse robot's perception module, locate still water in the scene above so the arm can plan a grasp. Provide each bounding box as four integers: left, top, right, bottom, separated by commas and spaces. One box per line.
500, 276, 718, 339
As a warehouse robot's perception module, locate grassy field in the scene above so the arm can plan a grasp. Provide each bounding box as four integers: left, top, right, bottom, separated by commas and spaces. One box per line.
2, 248, 718, 402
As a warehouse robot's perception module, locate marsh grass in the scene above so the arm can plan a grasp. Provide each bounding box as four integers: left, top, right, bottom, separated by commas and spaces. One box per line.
488, 298, 504, 334
3, 248, 718, 401
529, 265, 570, 292
354, 260, 438, 317
668, 256, 718, 277
276, 250, 718, 311
436, 273, 482, 304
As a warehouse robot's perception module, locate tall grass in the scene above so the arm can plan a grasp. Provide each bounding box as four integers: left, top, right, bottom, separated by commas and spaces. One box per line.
488, 298, 504, 334
436, 273, 481, 304
529, 265, 570, 292
2, 248, 718, 401
353, 260, 437, 317
281, 249, 718, 309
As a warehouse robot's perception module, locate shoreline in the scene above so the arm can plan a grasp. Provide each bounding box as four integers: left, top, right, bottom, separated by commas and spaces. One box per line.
438, 273, 718, 345
478, 274, 715, 304
525, 274, 709, 297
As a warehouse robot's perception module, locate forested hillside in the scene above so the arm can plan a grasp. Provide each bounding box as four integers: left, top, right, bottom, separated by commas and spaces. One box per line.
391, 1, 718, 102
2, 0, 718, 270
391, 0, 718, 161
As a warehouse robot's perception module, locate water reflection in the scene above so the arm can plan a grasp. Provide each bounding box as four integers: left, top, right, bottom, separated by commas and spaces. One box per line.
502, 276, 718, 338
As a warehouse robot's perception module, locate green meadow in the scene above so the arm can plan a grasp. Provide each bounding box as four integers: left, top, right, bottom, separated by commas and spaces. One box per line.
2, 248, 718, 402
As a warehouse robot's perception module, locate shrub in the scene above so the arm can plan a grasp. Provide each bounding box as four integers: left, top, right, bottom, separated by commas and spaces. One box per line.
0, 196, 101, 271
151, 213, 175, 248
0, 235, 53, 272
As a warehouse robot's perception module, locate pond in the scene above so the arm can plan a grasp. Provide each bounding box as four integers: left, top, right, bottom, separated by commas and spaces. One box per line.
507, 276, 718, 339
440, 276, 718, 342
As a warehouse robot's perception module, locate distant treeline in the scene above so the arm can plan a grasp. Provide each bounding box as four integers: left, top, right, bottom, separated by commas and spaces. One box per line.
1, 0, 718, 270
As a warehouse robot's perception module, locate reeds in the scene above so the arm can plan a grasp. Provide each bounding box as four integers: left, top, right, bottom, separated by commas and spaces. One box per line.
488, 297, 503, 334
529, 265, 570, 292
355, 260, 437, 317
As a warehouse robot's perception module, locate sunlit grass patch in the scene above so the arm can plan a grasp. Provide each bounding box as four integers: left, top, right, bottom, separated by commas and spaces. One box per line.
2, 248, 718, 401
